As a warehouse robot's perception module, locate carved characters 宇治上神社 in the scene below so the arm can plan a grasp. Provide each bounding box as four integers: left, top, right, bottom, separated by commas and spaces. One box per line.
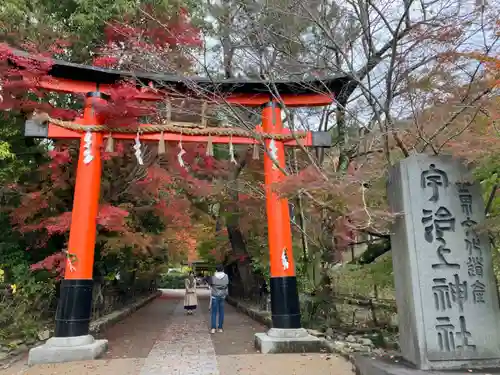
421, 164, 449, 202
422, 207, 456, 243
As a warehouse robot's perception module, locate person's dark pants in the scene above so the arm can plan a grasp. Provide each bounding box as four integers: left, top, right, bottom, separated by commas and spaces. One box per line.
211, 296, 225, 329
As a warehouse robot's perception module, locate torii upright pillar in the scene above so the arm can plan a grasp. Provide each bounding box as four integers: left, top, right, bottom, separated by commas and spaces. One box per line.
28, 92, 108, 366
254, 102, 322, 353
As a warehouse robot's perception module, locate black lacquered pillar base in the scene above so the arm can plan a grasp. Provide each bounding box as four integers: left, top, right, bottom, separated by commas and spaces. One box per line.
270, 276, 301, 329
55, 279, 93, 337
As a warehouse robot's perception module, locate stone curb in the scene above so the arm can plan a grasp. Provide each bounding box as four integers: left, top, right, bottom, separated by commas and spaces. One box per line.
0, 291, 161, 369
90, 291, 161, 333
226, 296, 347, 354
322, 337, 399, 374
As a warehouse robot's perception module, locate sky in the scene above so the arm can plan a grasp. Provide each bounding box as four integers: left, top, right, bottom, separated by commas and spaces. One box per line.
189, 0, 499, 133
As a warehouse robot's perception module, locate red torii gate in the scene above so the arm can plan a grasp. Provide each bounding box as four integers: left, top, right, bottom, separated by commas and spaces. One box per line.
7, 50, 348, 363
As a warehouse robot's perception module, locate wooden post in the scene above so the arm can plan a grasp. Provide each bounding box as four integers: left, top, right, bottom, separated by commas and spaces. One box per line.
54, 92, 105, 338
262, 102, 301, 329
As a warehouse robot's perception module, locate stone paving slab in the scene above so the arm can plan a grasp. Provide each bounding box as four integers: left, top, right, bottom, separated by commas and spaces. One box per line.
139, 292, 219, 375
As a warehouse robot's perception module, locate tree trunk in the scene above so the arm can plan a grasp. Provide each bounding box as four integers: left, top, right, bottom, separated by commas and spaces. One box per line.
224, 150, 256, 298
350, 239, 391, 265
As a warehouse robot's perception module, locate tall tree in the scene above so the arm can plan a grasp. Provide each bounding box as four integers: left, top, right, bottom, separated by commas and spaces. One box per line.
0, 0, 212, 280
199, 0, 500, 273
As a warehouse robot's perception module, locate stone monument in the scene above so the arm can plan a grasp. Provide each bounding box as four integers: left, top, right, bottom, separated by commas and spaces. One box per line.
385, 153, 500, 371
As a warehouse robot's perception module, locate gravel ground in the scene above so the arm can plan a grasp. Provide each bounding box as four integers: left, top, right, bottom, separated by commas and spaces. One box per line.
217, 354, 354, 375
1, 289, 353, 375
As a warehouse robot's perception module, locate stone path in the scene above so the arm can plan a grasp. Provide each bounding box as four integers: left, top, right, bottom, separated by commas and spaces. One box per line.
1, 289, 354, 375
138, 298, 218, 375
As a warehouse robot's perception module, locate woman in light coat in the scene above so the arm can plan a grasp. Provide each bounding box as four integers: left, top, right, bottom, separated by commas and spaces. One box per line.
184, 272, 198, 314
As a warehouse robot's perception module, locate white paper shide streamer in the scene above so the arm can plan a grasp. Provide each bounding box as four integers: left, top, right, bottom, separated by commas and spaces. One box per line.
281, 247, 289, 270
133, 132, 144, 165
65, 249, 76, 272
177, 139, 186, 168
229, 135, 237, 164
83, 130, 94, 164
67, 258, 76, 272
269, 139, 278, 170
224, 117, 237, 164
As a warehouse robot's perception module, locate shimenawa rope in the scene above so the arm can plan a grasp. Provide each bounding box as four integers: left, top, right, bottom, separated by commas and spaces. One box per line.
32, 112, 307, 141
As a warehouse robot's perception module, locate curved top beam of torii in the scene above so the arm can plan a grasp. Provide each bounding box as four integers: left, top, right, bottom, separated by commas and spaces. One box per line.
7, 47, 350, 107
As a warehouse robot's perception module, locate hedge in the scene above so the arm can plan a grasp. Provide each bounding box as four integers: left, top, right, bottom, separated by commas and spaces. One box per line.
158, 274, 186, 289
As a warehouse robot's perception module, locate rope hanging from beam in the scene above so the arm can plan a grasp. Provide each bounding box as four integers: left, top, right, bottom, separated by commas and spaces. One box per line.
32, 112, 307, 141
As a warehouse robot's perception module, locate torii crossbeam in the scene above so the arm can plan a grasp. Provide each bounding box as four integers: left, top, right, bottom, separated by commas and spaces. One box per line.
3, 48, 348, 363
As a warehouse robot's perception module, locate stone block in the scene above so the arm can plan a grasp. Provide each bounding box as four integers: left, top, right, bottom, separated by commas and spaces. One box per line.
388, 154, 500, 370
254, 328, 323, 354
24, 119, 48, 138
28, 335, 108, 366
311, 131, 332, 147
353, 354, 500, 375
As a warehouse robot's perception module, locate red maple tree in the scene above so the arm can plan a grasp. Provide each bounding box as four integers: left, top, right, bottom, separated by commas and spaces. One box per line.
0, 7, 225, 278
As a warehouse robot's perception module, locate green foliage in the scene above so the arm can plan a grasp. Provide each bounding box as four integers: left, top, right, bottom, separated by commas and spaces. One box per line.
245, 235, 271, 280
297, 253, 322, 293
0, 264, 56, 342
158, 273, 186, 289
329, 252, 394, 298
0, 115, 47, 186
475, 159, 500, 217
0, 141, 14, 160
197, 237, 220, 266
0, 217, 27, 282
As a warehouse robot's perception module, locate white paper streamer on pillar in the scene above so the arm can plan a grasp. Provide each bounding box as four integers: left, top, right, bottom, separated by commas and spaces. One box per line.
65, 250, 76, 272
133, 132, 144, 165
281, 247, 289, 270
177, 139, 186, 168
229, 135, 237, 164
269, 139, 278, 170
83, 130, 94, 164
67, 258, 76, 272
